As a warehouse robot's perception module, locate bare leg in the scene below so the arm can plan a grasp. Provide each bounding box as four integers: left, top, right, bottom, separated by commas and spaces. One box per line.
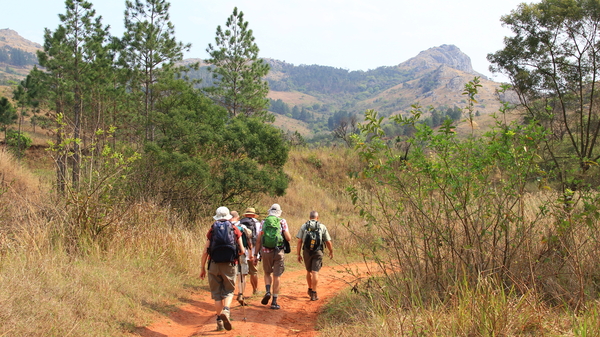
250, 274, 258, 293
311, 271, 319, 292
264, 273, 272, 289
272, 275, 281, 295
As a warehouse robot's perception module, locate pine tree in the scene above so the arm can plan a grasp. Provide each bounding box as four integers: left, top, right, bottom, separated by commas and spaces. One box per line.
205, 7, 270, 119
0, 97, 17, 142
120, 0, 191, 143
36, 0, 112, 191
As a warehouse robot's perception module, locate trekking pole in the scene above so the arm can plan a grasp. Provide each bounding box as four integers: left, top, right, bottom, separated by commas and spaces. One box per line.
239, 259, 247, 322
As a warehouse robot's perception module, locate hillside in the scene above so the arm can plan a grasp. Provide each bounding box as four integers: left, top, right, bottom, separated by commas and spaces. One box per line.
0, 29, 40, 85
261, 44, 508, 136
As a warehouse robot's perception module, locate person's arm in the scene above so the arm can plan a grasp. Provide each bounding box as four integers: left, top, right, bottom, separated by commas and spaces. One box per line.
283, 229, 292, 242
254, 231, 263, 262
237, 236, 245, 256
296, 237, 303, 263
325, 240, 334, 259
199, 239, 211, 279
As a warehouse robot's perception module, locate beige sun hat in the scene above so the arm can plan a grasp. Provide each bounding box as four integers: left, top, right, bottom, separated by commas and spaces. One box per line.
268, 203, 282, 217
213, 206, 233, 221
244, 207, 257, 217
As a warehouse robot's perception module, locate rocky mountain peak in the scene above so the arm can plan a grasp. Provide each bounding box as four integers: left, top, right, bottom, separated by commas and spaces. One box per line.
401, 44, 477, 76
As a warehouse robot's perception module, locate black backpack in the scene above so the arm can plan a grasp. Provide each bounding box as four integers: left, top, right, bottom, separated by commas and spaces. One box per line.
239, 217, 257, 244
209, 220, 237, 263
303, 220, 322, 252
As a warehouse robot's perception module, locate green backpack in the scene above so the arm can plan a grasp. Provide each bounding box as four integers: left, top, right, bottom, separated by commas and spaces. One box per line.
262, 215, 283, 249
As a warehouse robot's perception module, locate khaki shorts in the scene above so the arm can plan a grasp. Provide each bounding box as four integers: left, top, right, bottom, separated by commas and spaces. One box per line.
303, 249, 324, 272
208, 261, 237, 301
238, 254, 249, 275
248, 257, 258, 276
261, 249, 285, 277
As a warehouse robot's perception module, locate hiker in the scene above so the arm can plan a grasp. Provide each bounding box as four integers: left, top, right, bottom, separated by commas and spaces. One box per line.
199, 206, 245, 331
296, 210, 334, 301
231, 210, 253, 305
254, 203, 292, 309
239, 207, 261, 294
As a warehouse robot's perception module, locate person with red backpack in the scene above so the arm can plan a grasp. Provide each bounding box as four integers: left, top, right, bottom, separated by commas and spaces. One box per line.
200, 207, 245, 331
296, 211, 334, 301
254, 203, 292, 309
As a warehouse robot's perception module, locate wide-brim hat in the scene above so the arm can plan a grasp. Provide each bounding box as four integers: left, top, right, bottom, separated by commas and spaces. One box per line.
244, 207, 257, 216
213, 206, 233, 221
268, 203, 282, 217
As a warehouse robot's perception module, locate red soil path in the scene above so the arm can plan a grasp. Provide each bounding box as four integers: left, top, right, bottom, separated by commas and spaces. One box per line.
134, 261, 372, 337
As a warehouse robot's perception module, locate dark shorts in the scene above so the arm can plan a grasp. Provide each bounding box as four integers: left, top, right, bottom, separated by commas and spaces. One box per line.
303, 249, 324, 272
207, 261, 237, 301
261, 249, 285, 277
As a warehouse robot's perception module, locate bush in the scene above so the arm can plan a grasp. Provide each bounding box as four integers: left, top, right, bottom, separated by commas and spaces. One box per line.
5, 130, 32, 157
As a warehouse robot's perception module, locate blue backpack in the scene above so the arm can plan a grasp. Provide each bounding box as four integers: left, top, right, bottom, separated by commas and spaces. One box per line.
209, 220, 237, 263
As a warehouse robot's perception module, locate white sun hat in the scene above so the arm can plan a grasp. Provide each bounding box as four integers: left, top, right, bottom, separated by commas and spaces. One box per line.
268, 203, 282, 217
213, 206, 233, 221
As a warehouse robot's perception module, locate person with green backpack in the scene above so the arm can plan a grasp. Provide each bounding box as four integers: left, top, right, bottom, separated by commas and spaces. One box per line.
296, 210, 334, 301
254, 203, 292, 309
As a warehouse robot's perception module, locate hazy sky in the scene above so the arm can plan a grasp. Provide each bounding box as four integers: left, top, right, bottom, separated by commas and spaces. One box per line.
4, 0, 527, 80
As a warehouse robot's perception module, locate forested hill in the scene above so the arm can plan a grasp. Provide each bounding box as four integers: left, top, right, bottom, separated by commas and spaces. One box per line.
186, 45, 505, 136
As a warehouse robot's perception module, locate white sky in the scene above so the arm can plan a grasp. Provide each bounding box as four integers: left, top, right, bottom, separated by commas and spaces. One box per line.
3, 0, 527, 81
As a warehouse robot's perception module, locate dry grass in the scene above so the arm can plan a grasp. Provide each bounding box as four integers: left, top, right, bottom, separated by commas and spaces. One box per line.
0, 146, 366, 335
257, 146, 365, 255
267, 90, 321, 106
3, 146, 600, 336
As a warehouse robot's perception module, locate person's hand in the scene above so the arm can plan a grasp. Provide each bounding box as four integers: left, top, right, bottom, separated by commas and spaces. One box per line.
200, 268, 206, 280
297, 254, 303, 263
328, 250, 334, 259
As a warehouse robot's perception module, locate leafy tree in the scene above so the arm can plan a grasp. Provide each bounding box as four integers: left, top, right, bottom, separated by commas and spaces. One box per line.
205, 7, 270, 119
134, 80, 288, 218
0, 97, 17, 141
488, 0, 600, 193
120, 0, 192, 143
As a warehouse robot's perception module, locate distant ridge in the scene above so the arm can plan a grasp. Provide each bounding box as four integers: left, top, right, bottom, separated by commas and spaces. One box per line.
0, 28, 42, 54
0, 29, 506, 136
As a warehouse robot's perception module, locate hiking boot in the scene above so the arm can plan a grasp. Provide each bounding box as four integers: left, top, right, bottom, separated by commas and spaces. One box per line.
219, 308, 232, 331
261, 292, 271, 305
216, 319, 225, 331
310, 291, 319, 301
307, 288, 312, 297
237, 293, 247, 306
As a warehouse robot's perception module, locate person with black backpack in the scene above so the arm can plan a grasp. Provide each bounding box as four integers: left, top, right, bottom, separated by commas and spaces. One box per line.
239, 207, 260, 295
230, 210, 253, 306
199, 206, 245, 331
296, 211, 334, 301
254, 203, 292, 309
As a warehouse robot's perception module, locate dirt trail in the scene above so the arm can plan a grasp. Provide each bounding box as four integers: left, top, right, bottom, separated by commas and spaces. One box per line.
134, 261, 373, 337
